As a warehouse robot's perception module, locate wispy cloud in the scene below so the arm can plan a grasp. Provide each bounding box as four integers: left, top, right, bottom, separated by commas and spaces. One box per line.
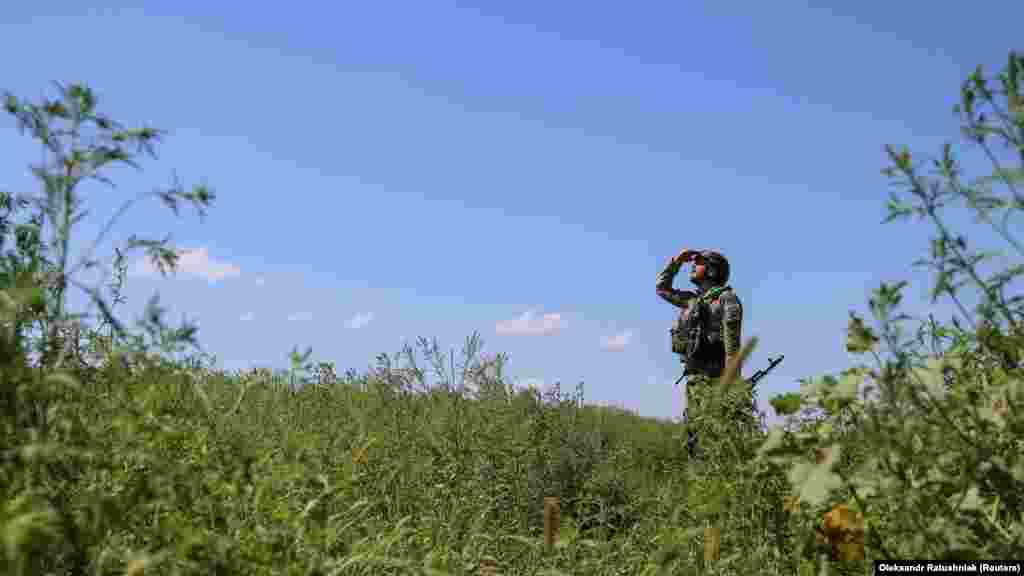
131, 247, 241, 283
287, 312, 313, 322
600, 330, 632, 352
495, 310, 564, 336
347, 312, 374, 329
240, 312, 254, 321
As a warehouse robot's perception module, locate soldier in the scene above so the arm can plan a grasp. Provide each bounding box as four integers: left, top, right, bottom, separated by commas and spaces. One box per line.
656, 248, 744, 459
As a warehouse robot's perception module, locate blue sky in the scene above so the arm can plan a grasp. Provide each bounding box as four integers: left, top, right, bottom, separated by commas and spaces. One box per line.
2, 2, 1020, 422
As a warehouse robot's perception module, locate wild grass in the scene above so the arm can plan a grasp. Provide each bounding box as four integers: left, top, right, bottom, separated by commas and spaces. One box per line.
2, 53, 1023, 575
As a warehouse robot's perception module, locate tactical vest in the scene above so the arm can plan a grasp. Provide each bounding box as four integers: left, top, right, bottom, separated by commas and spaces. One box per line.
670, 285, 731, 369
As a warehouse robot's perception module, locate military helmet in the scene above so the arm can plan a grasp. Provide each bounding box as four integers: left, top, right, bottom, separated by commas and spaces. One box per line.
698, 250, 730, 285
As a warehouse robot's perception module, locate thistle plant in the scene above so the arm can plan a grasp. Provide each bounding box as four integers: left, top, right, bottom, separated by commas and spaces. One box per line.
1, 82, 214, 369
1, 81, 215, 574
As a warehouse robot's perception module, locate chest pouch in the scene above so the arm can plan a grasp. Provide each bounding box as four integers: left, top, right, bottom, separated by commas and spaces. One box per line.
670, 286, 730, 362
670, 300, 708, 360
684, 300, 709, 362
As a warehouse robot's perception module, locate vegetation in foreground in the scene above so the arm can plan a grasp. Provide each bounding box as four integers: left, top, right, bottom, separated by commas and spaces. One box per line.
1, 52, 1022, 575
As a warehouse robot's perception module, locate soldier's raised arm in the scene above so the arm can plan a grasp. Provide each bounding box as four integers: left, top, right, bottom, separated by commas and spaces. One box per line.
656, 251, 697, 308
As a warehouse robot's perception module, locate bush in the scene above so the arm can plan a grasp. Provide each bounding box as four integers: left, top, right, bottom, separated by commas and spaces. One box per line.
761, 51, 1024, 568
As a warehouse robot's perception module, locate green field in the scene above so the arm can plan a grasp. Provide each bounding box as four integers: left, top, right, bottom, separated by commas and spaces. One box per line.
1, 53, 1022, 575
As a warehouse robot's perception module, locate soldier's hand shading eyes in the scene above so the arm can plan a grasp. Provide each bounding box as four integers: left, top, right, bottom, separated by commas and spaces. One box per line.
676, 249, 698, 263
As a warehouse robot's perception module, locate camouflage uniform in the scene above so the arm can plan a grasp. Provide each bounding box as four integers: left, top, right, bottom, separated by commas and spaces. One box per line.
656, 252, 744, 457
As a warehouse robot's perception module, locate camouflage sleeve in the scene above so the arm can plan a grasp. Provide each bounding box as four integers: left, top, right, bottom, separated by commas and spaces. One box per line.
656, 256, 696, 308
720, 290, 743, 357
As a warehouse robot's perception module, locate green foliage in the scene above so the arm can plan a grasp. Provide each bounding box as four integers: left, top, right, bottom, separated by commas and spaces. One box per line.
2, 51, 1022, 575
1, 81, 218, 575
762, 50, 1024, 570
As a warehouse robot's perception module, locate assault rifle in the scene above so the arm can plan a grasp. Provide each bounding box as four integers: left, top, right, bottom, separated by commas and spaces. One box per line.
749, 354, 784, 387
673, 354, 784, 387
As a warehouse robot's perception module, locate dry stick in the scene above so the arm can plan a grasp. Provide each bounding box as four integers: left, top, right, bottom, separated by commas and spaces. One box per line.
544, 497, 561, 550
704, 526, 721, 563
479, 557, 499, 576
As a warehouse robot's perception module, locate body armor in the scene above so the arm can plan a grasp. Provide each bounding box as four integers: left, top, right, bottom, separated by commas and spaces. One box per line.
670, 285, 732, 376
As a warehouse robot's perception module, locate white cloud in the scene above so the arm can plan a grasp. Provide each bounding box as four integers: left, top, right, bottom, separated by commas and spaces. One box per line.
131, 247, 241, 283
287, 312, 312, 322
600, 330, 632, 352
347, 312, 374, 329
240, 312, 254, 321
495, 310, 564, 336
514, 377, 545, 392
177, 248, 241, 282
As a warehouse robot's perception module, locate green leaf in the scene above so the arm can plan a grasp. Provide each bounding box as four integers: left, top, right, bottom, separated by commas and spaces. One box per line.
769, 392, 803, 416
883, 193, 915, 223
835, 372, 862, 401
956, 486, 984, 512
43, 371, 79, 391
788, 445, 842, 507
758, 426, 786, 458
911, 359, 948, 398
846, 312, 878, 353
